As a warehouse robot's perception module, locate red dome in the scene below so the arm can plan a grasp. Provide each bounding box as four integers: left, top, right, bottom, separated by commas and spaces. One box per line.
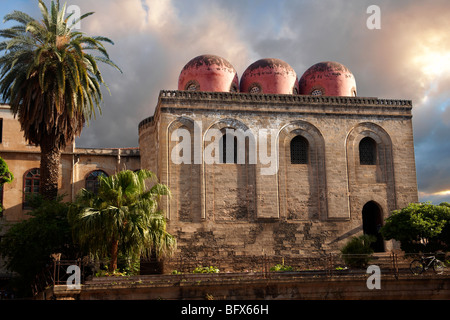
178, 54, 239, 92
240, 58, 299, 94
298, 61, 357, 97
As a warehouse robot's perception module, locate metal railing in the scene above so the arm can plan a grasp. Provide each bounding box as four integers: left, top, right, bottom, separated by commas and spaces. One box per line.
32, 259, 84, 296
32, 252, 449, 296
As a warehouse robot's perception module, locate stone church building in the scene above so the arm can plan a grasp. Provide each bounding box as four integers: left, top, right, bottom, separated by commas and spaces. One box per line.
139, 55, 418, 264
1, 54, 418, 273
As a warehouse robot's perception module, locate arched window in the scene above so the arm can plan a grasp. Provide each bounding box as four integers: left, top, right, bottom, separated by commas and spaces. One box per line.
290, 135, 309, 164
85, 170, 108, 194
23, 168, 40, 208
359, 137, 377, 165
219, 132, 237, 164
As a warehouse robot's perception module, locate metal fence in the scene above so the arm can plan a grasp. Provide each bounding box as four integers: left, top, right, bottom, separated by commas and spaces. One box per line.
164, 252, 411, 275
32, 252, 449, 296
32, 259, 84, 296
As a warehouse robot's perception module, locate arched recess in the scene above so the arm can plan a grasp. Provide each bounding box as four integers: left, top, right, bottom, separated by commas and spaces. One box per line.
362, 201, 385, 252
85, 170, 108, 194
346, 122, 396, 218
278, 120, 328, 220
203, 118, 256, 221
167, 116, 202, 222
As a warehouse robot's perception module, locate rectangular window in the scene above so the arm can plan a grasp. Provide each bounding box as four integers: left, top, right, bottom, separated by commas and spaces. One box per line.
0, 118, 3, 143
23, 168, 41, 209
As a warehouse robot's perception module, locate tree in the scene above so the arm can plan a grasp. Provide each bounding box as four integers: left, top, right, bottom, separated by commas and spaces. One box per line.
68, 169, 176, 272
380, 202, 450, 253
0, 195, 76, 297
0, 157, 14, 215
0, 156, 14, 184
0, 0, 121, 200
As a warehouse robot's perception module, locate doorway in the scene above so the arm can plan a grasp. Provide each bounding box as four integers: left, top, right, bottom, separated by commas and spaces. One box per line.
362, 201, 385, 252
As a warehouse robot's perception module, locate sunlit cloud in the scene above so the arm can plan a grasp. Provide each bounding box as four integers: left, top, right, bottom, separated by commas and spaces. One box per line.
410, 32, 450, 84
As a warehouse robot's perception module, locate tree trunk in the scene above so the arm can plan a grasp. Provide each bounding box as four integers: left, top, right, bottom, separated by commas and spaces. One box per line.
109, 239, 119, 272
39, 134, 61, 201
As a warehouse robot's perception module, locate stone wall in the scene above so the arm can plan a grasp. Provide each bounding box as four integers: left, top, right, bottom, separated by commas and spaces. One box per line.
42, 273, 450, 300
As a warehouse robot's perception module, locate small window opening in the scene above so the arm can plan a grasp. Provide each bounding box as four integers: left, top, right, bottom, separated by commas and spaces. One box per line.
359, 137, 377, 165
290, 135, 309, 164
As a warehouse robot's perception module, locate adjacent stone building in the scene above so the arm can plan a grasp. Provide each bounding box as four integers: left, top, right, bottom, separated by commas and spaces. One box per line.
138, 55, 418, 268
0, 104, 140, 223
0, 105, 140, 279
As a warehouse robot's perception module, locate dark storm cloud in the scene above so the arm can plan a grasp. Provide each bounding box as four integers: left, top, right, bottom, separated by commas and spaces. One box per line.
67, 0, 250, 148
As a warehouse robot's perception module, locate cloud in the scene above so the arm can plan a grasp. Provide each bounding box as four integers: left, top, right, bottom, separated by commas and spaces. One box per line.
2, 0, 450, 203
75, 0, 450, 203
65, 0, 251, 148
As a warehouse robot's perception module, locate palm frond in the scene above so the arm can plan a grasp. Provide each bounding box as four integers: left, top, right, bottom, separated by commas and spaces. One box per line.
0, 0, 121, 149
69, 170, 175, 268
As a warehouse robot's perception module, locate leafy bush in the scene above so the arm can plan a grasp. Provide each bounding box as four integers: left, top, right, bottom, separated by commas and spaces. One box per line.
192, 266, 220, 273
95, 268, 129, 277
0, 195, 77, 297
340, 235, 376, 268
381, 202, 450, 253
270, 264, 294, 272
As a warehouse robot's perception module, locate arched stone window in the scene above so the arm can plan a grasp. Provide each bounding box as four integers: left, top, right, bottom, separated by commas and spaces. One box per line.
359, 137, 377, 165
290, 135, 309, 164
85, 170, 108, 194
23, 168, 40, 208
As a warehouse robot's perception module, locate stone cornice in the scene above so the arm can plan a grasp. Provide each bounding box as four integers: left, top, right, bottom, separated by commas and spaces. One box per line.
158, 90, 412, 107
138, 90, 413, 132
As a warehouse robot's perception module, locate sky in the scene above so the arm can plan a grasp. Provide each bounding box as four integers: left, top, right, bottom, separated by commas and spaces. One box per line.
1, 0, 450, 204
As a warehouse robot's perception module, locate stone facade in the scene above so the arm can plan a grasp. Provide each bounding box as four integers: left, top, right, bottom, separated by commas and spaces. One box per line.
138, 90, 418, 268
0, 105, 141, 223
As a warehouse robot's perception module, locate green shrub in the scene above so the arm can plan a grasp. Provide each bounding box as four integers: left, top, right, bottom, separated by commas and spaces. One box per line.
192, 266, 220, 273
270, 264, 294, 272
340, 234, 376, 268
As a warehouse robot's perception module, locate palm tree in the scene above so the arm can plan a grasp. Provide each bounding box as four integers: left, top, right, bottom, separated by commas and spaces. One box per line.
68, 169, 176, 273
0, 0, 121, 200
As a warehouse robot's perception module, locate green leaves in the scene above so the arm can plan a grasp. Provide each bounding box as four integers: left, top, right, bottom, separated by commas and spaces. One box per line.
0, 0, 121, 149
68, 170, 176, 272
341, 234, 376, 268
0, 157, 14, 185
380, 202, 450, 253
0, 195, 76, 297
